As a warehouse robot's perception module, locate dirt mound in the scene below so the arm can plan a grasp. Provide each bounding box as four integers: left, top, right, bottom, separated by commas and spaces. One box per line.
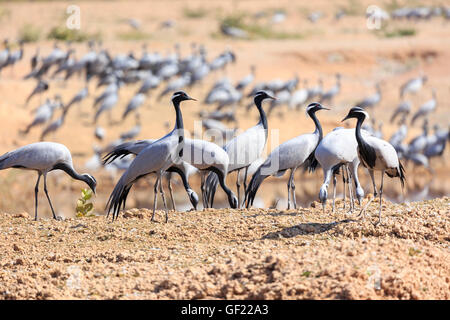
0, 197, 448, 300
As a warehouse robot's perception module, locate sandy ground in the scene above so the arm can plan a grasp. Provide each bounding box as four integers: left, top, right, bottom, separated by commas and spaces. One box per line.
0, 197, 448, 300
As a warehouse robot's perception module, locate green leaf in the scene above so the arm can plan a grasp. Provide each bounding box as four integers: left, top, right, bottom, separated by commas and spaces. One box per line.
84, 190, 92, 200
84, 203, 94, 213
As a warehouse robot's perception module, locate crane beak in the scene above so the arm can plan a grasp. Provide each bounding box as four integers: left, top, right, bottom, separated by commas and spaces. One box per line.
268, 95, 277, 100
188, 97, 197, 101
321, 107, 330, 111
341, 115, 349, 122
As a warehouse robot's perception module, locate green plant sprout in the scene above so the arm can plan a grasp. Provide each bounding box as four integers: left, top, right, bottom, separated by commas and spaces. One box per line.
76, 188, 94, 217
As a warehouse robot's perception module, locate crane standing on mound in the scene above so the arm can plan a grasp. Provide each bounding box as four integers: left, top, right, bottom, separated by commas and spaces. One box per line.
342, 107, 405, 226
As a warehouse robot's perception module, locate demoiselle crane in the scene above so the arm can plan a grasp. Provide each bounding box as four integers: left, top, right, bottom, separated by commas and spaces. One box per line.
65, 87, 89, 115
103, 139, 199, 211
94, 91, 119, 124
40, 106, 69, 141
0, 142, 96, 220
105, 91, 195, 222
315, 128, 367, 213
342, 107, 406, 225
103, 137, 238, 210
390, 101, 411, 124
205, 91, 275, 208
246, 103, 328, 209
122, 93, 146, 121
410, 89, 437, 125
21, 96, 62, 135
25, 80, 49, 105
356, 83, 381, 109
400, 75, 427, 98
319, 73, 341, 104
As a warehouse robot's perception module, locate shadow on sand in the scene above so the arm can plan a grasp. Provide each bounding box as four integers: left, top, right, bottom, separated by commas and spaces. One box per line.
262, 218, 356, 239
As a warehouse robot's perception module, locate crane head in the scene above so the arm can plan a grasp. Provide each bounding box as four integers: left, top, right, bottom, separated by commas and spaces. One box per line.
83, 174, 97, 195
172, 91, 196, 103
306, 102, 329, 115
187, 189, 199, 210
228, 193, 238, 209
254, 91, 276, 103
342, 107, 369, 122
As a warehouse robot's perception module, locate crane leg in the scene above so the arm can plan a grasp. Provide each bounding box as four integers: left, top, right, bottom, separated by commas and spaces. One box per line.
43, 173, 58, 220
151, 177, 159, 222
236, 169, 241, 208
201, 172, 207, 209
342, 167, 347, 210
291, 168, 297, 209
34, 173, 41, 221
242, 167, 249, 209
287, 173, 291, 210
373, 172, 384, 226
332, 174, 337, 213
167, 173, 176, 212
346, 166, 354, 213
159, 177, 169, 223
359, 169, 377, 220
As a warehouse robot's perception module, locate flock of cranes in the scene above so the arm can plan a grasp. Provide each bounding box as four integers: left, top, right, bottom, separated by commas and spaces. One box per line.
0, 90, 408, 226
0, 37, 448, 227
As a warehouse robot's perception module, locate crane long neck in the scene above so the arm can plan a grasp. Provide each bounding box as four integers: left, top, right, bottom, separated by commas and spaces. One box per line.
173, 99, 184, 135
255, 98, 268, 130
354, 115, 366, 148
309, 111, 323, 140
54, 162, 87, 184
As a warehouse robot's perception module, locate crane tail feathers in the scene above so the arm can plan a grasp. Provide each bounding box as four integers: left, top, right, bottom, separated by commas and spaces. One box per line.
105, 177, 132, 221
102, 141, 136, 165
245, 168, 268, 208
204, 172, 219, 208
398, 161, 406, 189
302, 150, 320, 173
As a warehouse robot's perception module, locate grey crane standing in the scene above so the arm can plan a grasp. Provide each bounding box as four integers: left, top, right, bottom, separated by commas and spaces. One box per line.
246, 103, 328, 209
103, 139, 200, 211
390, 101, 411, 124
0, 142, 96, 220
315, 128, 366, 213
122, 93, 146, 121
106, 91, 196, 222
400, 75, 427, 98
205, 91, 275, 208
25, 80, 49, 105
21, 96, 62, 135
65, 87, 89, 115
319, 73, 341, 104
410, 89, 437, 125
40, 105, 69, 141
356, 83, 381, 109
342, 107, 405, 225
